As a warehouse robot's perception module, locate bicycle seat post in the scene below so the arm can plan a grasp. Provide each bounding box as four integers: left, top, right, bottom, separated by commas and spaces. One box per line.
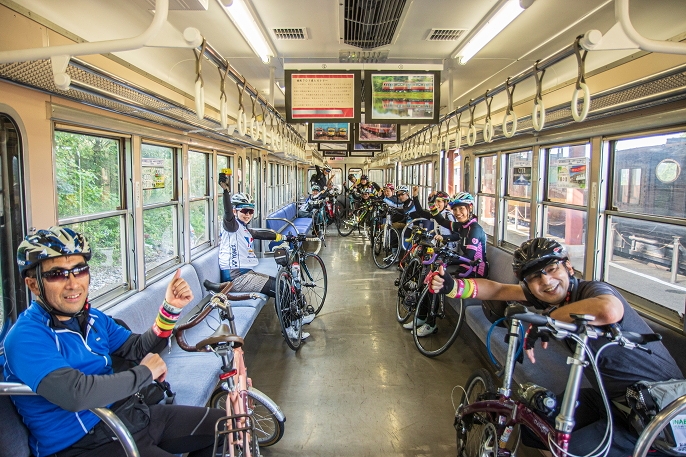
499, 317, 521, 397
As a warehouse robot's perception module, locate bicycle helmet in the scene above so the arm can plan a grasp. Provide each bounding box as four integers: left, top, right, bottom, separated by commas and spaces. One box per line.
311, 184, 321, 192
396, 185, 410, 194
360, 174, 368, 180
231, 192, 255, 209
449, 191, 475, 208
428, 191, 450, 204
322, 164, 332, 172
385, 183, 395, 191
363, 187, 375, 194
17, 226, 91, 277
512, 238, 569, 282
348, 173, 356, 180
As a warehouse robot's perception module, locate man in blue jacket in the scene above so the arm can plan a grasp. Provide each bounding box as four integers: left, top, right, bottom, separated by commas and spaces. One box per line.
4, 227, 224, 457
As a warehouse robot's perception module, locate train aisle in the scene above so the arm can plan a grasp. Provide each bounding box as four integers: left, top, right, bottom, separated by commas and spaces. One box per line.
244, 233, 487, 456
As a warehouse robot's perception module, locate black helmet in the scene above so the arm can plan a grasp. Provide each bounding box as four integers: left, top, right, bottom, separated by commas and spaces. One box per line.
512, 238, 568, 281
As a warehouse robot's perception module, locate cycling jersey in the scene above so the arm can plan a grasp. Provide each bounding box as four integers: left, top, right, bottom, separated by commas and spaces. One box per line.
433, 214, 488, 278
219, 191, 278, 276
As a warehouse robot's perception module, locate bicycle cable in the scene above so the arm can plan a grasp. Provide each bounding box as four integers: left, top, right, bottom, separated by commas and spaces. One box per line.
486, 318, 525, 371
547, 336, 619, 457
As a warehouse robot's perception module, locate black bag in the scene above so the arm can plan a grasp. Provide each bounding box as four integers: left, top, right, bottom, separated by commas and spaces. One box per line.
481, 300, 509, 325
273, 247, 289, 266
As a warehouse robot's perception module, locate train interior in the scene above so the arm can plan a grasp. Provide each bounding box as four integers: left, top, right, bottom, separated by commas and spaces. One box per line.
1, 0, 686, 455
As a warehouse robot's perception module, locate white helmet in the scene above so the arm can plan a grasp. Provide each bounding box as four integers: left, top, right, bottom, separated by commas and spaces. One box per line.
231, 192, 255, 209
396, 185, 410, 194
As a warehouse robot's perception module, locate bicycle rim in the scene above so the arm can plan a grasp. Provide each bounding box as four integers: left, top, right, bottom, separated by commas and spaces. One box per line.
457, 369, 497, 457
301, 253, 328, 315
373, 227, 399, 269
247, 390, 285, 447
337, 210, 355, 236
396, 258, 422, 323
276, 269, 302, 350
412, 287, 464, 357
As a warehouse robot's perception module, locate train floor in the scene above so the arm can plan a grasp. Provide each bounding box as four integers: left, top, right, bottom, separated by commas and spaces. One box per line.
244, 232, 539, 456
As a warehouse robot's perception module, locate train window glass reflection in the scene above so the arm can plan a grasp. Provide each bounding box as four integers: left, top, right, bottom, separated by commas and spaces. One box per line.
546, 144, 590, 206
55, 131, 127, 300
612, 132, 686, 218
369, 169, 383, 186
543, 207, 587, 275
188, 151, 210, 252
217, 155, 232, 229
477, 195, 495, 238
504, 150, 533, 245
141, 143, 179, 275
331, 168, 343, 190
605, 216, 686, 316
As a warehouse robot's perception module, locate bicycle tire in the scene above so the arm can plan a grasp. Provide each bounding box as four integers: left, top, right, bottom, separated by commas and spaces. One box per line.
412, 286, 464, 357
301, 253, 328, 315
337, 207, 357, 237
396, 258, 422, 323
372, 227, 400, 269
456, 368, 497, 457
276, 268, 302, 350
210, 387, 285, 447
212, 391, 260, 456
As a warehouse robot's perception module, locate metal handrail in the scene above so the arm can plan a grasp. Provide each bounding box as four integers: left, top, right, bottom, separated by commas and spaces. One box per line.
0, 382, 140, 457
633, 394, 686, 457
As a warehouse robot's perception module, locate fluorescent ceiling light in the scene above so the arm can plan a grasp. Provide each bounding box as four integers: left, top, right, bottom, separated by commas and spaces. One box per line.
455, 0, 524, 65
221, 0, 273, 64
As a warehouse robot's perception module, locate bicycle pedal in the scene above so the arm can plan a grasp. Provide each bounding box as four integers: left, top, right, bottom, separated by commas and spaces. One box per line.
393, 278, 400, 287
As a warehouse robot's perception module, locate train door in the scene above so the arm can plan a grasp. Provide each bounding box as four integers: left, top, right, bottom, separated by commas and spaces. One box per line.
0, 114, 26, 337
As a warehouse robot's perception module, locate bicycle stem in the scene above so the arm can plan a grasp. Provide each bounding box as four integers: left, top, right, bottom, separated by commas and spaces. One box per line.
499, 318, 520, 398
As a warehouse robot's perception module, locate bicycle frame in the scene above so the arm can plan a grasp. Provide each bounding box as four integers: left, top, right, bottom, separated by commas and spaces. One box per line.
455, 316, 596, 455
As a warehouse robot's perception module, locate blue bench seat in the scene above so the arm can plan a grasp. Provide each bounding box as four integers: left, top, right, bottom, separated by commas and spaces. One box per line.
266, 202, 313, 237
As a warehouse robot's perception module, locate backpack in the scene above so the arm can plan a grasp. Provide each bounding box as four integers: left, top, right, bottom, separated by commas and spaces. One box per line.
626, 379, 686, 455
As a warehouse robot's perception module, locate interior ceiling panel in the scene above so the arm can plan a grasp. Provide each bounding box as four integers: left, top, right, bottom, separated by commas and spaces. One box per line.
343, 0, 407, 49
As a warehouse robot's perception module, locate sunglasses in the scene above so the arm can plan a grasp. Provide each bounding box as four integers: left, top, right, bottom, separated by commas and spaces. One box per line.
524, 260, 565, 284
41, 264, 90, 283
238, 208, 255, 215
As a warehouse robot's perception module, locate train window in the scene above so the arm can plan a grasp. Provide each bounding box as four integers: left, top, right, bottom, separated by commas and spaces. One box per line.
542, 144, 590, 274
606, 132, 686, 323
504, 150, 533, 246
141, 143, 179, 275
369, 169, 383, 185
331, 168, 343, 190
477, 155, 497, 237
188, 151, 210, 252
236, 157, 243, 192
54, 131, 128, 300
217, 155, 232, 231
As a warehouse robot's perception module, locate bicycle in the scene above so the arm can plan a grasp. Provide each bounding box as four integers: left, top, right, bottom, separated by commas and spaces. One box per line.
175, 282, 286, 455
634, 393, 686, 457
274, 233, 328, 350
372, 206, 402, 269
410, 246, 472, 357
337, 198, 377, 237
311, 199, 327, 247
395, 225, 435, 323
455, 303, 660, 457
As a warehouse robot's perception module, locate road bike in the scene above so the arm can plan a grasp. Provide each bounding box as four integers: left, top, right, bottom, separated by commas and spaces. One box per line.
455, 303, 660, 457
395, 225, 436, 323
337, 198, 377, 237
372, 206, 402, 269
175, 282, 286, 455
274, 233, 328, 350
634, 392, 686, 456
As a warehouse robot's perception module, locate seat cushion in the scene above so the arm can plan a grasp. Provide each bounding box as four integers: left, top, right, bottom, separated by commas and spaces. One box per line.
0, 365, 31, 457
191, 247, 221, 297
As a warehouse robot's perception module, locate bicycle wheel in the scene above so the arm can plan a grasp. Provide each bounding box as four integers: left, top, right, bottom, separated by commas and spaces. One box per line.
276, 268, 302, 350
337, 207, 357, 237
210, 388, 285, 447
372, 227, 400, 269
301, 253, 328, 315
396, 258, 423, 323
456, 369, 497, 457
333, 201, 344, 227
412, 286, 464, 357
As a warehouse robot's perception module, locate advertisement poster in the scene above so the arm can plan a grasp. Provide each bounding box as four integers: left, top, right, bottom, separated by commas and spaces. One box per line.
142, 158, 166, 190
550, 157, 587, 189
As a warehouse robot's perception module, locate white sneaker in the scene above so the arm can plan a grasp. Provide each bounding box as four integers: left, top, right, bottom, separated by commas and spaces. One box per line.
285, 326, 300, 340
301, 331, 310, 340
302, 313, 315, 325
402, 318, 424, 330
416, 323, 437, 337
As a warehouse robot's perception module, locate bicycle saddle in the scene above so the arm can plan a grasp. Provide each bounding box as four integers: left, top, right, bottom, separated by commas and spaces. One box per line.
196, 324, 244, 350
204, 279, 231, 293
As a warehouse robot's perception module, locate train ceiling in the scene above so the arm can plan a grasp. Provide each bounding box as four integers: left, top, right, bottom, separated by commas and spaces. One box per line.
4, 0, 686, 141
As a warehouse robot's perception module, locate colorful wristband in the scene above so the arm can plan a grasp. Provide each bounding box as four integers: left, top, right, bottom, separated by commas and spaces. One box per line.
153, 301, 182, 338
461, 279, 473, 299
455, 279, 465, 298
470, 279, 479, 298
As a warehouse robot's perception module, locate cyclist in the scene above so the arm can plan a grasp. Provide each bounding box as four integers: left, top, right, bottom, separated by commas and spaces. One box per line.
3, 227, 226, 457
355, 174, 381, 196
389, 184, 416, 231
431, 191, 488, 278
298, 184, 326, 218
218, 182, 315, 329
382, 183, 397, 202
309, 164, 332, 190
344, 173, 360, 210
430, 237, 683, 456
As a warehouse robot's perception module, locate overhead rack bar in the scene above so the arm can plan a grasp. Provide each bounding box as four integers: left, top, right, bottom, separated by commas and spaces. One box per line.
403, 39, 579, 144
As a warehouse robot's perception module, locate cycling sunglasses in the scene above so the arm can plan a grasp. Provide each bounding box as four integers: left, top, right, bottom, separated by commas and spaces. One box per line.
238, 208, 255, 215
41, 264, 90, 283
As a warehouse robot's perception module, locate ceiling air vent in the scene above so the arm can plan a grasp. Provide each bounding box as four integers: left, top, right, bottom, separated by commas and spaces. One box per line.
344, 0, 408, 49
426, 29, 467, 41
273, 28, 309, 40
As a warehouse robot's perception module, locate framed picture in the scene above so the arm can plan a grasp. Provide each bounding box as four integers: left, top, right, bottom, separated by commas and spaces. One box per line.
353, 143, 382, 152
318, 142, 348, 152
323, 150, 348, 157
356, 114, 400, 143
285, 70, 362, 123
349, 150, 375, 157
308, 122, 351, 143
363, 70, 440, 124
